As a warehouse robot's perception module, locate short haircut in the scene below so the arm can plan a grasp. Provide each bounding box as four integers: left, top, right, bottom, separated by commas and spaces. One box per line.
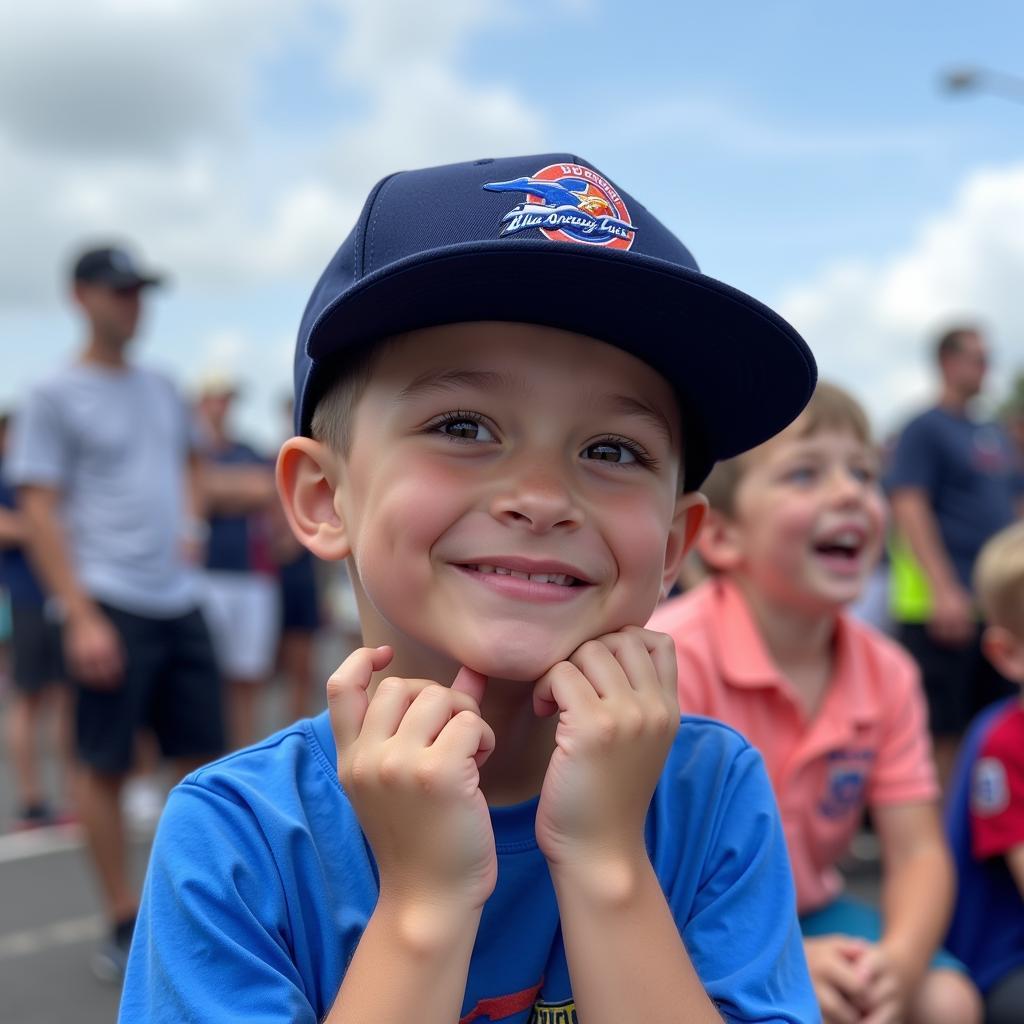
701, 380, 873, 515
935, 326, 980, 364
974, 521, 1024, 633
309, 341, 392, 453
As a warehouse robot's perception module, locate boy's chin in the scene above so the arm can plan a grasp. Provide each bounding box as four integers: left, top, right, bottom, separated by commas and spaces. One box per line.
452, 637, 574, 685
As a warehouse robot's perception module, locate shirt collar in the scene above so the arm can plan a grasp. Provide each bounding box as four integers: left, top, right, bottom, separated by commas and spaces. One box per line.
709, 577, 877, 726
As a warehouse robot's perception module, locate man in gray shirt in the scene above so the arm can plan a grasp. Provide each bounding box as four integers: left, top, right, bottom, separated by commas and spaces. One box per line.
6, 244, 224, 981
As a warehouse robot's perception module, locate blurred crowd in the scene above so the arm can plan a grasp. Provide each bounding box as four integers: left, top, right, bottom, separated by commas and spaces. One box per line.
3, 240, 1024, 1019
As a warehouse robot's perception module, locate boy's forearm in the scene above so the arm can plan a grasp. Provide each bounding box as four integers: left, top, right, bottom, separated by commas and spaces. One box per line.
879, 843, 954, 983
324, 896, 481, 1024
550, 853, 723, 1024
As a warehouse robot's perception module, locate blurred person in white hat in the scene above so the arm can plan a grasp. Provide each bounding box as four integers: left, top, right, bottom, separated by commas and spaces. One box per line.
194, 373, 279, 748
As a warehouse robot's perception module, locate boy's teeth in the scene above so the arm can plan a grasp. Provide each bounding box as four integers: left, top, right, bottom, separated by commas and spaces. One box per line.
831, 532, 859, 549
470, 565, 575, 586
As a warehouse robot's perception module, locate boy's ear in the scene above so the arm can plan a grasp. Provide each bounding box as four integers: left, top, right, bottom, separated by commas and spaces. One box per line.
695, 506, 744, 574
662, 492, 708, 595
981, 625, 1024, 684
276, 437, 351, 561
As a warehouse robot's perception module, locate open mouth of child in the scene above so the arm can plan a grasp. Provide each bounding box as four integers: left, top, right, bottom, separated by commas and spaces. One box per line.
811, 530, 865, 575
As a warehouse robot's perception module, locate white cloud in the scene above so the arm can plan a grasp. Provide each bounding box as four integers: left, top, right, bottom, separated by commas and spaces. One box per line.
329, 0, 500, 82
0, 2, 289, 156
0, 0, 545, 314
323, 0, 544, 189
329, 63, 545, 191
778, 162, 1024, 436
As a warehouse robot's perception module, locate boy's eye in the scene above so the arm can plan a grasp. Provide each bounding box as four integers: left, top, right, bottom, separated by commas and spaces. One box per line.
850, 465, 877, 485
582, 440, 640, 465
434, 413, 496, 443
785, 466, 817, 484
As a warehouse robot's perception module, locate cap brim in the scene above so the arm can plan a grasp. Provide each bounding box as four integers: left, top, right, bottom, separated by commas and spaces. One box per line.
77, 271, 164, 289
304, 240, 815, 476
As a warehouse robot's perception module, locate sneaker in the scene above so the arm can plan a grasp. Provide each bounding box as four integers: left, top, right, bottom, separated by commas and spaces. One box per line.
91, 916, 136, 984
123, 776, 165, 832
11, 803, 55, 832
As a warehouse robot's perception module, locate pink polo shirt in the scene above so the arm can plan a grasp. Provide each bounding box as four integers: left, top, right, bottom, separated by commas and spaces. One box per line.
649, 577, 939, 914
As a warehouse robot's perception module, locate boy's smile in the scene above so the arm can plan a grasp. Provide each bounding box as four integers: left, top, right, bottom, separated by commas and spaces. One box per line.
330, 322, 700, 683
452, 557, 594, 602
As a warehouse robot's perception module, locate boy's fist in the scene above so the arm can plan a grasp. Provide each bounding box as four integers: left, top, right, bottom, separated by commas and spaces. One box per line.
328, 647, 498, 915
532, 627, 680, 875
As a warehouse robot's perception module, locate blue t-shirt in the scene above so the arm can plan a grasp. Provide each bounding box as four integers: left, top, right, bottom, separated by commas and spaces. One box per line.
0, 458, 45, 605
121, 713, 819, 1023
204, 441, 272, 574
945, 698, 1024, 995
886, 407, 1022, 590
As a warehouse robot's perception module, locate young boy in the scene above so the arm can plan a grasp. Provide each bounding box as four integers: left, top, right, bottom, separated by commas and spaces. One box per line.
120, 153, 820, 1023
650, 382, 983, 1024
945, 521, 1024, 1023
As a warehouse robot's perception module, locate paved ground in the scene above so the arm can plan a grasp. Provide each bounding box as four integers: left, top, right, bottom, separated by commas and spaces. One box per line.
0, 630, 881, 1023
0, 631, 351, 1024
0, 826, 151, 1024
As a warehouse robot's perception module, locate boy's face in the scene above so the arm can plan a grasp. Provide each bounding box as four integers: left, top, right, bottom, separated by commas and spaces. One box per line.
711, 423, 885, 613
329, 322, 700, 681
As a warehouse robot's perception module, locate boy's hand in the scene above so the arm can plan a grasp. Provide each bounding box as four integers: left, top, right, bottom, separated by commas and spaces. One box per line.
328, 647, 498, 916
853, 944, 905, 1024
803, 935, 871, 1024
532, 627, 679, 876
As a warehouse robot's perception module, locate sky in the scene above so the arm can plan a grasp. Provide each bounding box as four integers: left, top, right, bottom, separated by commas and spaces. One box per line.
4, 0, 1024, 450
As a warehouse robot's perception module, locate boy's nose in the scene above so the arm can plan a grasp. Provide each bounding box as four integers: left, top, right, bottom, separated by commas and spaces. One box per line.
489, 467, 584, 533
827, 467, 867, 504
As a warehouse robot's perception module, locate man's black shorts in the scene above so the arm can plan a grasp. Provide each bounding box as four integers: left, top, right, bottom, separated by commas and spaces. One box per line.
73, 603, 225, 774
9, 601, 64, 695
898, 623, 1016, 736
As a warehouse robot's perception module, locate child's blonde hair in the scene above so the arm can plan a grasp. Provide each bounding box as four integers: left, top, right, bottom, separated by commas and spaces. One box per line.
974, 521, 1024, 634
701, 380, 873, 515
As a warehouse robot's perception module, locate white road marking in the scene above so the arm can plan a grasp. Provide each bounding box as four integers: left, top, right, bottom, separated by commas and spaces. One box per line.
0, 824, 84, 865
0, 822, 153, 865
0, 914, 104, 961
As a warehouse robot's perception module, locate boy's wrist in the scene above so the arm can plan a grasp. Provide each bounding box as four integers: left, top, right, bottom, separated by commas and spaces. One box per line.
877, 936, 926, 992
546, 844, 654, 908
373, 889, 484, 956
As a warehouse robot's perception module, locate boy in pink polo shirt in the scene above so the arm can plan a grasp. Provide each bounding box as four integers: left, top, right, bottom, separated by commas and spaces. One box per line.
651, 382, 982, 1024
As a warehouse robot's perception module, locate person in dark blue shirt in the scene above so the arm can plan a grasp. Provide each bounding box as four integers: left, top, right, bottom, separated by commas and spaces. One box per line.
887, 326, 1023, 789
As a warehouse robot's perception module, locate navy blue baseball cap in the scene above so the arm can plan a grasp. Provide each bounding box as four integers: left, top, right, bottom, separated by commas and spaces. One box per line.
294, 153, 816, 488
72, 245, 164, 289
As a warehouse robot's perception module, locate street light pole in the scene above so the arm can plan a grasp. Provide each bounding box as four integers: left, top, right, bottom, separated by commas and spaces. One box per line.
942, 66, 1024, 105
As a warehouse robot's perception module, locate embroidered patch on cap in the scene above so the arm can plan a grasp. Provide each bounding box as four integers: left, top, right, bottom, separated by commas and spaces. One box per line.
483, 162, 636, 250
972, 756, 1009, 816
